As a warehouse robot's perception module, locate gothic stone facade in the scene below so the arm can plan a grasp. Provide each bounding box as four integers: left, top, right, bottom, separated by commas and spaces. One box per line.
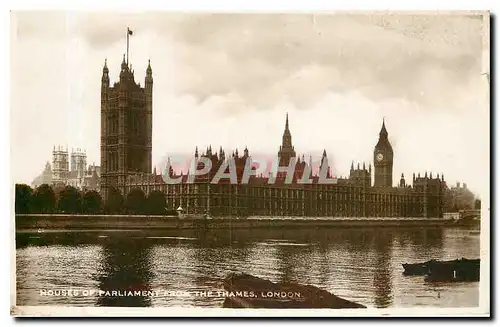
122, 118, 446, 218
100, 56, 153, 200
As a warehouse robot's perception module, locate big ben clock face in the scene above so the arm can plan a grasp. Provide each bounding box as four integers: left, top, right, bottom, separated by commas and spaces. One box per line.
376, 153, 384, 162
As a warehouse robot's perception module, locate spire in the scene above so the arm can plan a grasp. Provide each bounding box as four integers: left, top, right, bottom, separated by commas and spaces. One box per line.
357, 162, 360, 169
322, 149, 327, 158
351, 161, 354, 171
146, 59, 153, 85
400, 173, 406, 187
103, 58, 108, 74
195, 146, 198, 158
121, 54, 127, 70
281, 113, 293, 149
363, 162, 366, 170
369, 163, 372, 173
102, 58, 109, 85
379, 118, 388, 137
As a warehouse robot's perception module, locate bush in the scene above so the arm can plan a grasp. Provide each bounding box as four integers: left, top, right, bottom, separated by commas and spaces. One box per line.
57, 186, 82, 213
15, 184, 33, 214
82, 190, 102, 214
31, 184, 56, 213
105, 187, 124, 214
146, 190, 166, 215
125, 188, 146, 215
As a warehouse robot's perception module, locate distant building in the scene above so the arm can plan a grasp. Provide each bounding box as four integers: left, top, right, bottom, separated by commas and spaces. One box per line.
31, 146, 100, 191
445, 182, 475, 211
52, 145, 69, 184
31, 161, 52, 188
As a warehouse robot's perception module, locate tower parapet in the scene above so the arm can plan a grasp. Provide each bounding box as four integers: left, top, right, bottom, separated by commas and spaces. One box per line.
100, 56, 153, 200
52, 145, 69, 184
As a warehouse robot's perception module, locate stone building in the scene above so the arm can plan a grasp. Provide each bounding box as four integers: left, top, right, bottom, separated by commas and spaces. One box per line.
121, 117, 449, 218
445, 182, 476, 211
100, 56, 152, 201
52, 145, 69, 184
31, 147, 100, 191
96, 54, 467, 218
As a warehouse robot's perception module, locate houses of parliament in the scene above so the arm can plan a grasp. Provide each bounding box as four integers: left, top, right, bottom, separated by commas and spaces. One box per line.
100, 56, 454, 218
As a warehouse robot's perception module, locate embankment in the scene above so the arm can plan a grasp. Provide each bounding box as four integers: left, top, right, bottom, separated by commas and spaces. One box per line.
15, 214, 458, 231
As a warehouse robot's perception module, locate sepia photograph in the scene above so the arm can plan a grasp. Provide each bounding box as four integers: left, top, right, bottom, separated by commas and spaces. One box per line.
10, 10, 490, 317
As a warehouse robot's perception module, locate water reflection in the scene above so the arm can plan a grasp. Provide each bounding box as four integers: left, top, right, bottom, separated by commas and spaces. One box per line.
15, 227, 478, 308
372, 232, 393, 308
96, 237, 154, 307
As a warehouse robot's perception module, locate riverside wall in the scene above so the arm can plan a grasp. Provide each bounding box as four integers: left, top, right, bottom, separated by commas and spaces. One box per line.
15, 214, 458, 231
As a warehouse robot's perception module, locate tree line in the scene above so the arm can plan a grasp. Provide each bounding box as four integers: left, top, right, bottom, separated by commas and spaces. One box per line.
15, 184, 178, 215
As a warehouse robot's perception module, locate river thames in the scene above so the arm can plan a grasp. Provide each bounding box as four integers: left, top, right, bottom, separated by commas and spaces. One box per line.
15, 226, 480, 308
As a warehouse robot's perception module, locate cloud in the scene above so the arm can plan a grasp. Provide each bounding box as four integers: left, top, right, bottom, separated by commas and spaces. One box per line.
68, 12, 485, 112
10, 12, 489, 198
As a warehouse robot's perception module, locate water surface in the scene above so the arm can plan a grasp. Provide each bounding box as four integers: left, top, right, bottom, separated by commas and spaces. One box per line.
16, 226, 480, 308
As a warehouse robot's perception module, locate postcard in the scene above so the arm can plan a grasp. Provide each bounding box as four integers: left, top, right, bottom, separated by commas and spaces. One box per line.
11, 11, 490, 317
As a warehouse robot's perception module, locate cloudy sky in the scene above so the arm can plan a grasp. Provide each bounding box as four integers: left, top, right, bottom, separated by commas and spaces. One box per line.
10, 11, 489, 196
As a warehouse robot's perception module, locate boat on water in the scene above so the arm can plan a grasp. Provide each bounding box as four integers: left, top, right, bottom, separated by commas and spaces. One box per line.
402, 259, 439, 276
402, 258, 480, 282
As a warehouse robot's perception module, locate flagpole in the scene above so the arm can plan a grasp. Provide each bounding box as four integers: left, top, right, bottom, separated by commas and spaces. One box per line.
126, 27, 129, 65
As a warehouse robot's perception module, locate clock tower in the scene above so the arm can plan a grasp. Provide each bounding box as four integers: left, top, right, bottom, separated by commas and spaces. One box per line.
373, 119, 393, 187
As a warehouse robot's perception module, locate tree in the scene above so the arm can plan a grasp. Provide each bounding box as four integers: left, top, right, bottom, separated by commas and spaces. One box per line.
105, 188, 124, 214
82, 190, 102, 214
52, 182, 67, 199
15, 184, 33, 214
125, 188, 146, 215
31, 184, 56, 213
57, 186, 82, 213
146, 190, 166, 215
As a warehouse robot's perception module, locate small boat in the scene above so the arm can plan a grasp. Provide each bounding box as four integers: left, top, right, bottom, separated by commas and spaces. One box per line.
403, 258, 480, 282
425, 258, 480, 282
402, 259, 444, 276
